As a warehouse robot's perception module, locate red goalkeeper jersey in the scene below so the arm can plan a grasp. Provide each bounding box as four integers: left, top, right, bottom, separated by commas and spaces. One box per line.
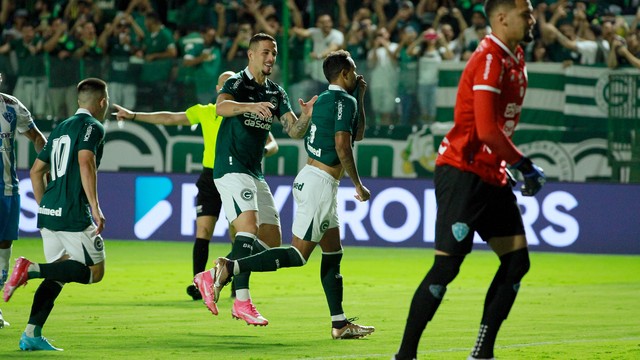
436, 34, 527, 186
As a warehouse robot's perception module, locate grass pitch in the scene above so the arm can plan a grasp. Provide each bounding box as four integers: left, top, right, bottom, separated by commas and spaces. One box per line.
0, 238, 638, 359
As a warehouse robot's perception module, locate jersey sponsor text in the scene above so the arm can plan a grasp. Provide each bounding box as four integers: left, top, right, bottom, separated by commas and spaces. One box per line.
39, 206, 63, 217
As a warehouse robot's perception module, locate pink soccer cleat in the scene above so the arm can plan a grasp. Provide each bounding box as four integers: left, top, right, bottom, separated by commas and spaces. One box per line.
193, 269, 218, 315
232, 299, 268, 326
3, 257, 33, 302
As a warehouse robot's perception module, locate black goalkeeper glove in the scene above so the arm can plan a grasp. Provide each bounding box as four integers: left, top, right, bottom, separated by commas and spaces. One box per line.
513, 156, 546, 196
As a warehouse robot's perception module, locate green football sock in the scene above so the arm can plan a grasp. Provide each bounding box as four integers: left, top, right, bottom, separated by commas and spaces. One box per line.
28, 279, 64, 329
39, 260, 91, 284
321, 252, 344, 317
251, 239, 269, 254
237, 247, 305, 273
230, 233, 255, 291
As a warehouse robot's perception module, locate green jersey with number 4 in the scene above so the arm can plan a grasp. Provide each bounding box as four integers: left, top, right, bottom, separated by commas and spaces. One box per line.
305, 85, 358, 166
37, 111, 105, 231
213, 68, 292, 180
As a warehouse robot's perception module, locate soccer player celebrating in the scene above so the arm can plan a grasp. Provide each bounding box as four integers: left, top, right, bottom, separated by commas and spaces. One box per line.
193, 33, 317, 326
393, 0, 544, 359
112, 71, 279, 302
0, 73, 47, 329
4, 78, 110, 351
201, 50, 375, 339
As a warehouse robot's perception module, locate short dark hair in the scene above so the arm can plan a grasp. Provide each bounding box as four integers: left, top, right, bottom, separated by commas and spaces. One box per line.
249, 33, 276, 49
323, 50, 353, 83
484, 0, 517, 19
77, 77, 107, 100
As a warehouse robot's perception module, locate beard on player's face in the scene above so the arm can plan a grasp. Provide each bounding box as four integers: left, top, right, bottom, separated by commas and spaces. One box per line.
523, 28, 533, 43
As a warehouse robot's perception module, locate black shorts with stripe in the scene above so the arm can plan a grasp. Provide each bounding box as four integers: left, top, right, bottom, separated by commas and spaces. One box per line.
196, 167, 222, 218
434, 165, 524, 255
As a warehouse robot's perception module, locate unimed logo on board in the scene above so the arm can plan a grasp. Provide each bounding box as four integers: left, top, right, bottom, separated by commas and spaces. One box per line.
134, 177, 173, 239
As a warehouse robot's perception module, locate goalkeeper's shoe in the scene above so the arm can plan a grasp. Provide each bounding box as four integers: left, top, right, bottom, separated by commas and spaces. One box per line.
19, 332, 63, 351
0, 309, 8, 328
232, 299, 268, 326
3, 257, 32, 302
467, 357, 495, 360
213, 257, 233, 303
331, 318, 375, 339
193, 270, 218, 315
186, 284, 202, 300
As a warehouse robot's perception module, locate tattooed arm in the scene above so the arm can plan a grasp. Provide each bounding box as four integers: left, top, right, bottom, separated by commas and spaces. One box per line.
280, 95, 318, 139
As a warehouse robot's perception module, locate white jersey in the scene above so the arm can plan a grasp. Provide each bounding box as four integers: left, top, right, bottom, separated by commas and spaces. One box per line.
0, 93, 35, 196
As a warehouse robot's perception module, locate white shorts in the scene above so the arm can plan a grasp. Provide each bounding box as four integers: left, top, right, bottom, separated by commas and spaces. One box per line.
41, 225, 106, 265
291, 165, 339, 242
214, 173, 280, 226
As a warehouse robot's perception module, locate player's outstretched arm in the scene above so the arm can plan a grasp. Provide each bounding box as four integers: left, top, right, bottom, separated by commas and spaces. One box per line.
112, 104, 189, 126
215, 93, 275, 119
280, 95, 318, 139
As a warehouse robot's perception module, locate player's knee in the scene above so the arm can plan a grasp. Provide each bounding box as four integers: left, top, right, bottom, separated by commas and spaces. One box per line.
89, 265, 105, 284
502, 248, 530, 285
421, 255, 464, 300
430, 255, 464, 285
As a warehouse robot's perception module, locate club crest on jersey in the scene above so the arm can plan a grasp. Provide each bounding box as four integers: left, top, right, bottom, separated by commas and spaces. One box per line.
451, 222, 469, 242
241, 188, 254, 200
269, 97, 278, 109
2, 107, 16, 124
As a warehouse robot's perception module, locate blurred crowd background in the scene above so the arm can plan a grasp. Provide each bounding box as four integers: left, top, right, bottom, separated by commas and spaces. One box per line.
1, 0, 639, 127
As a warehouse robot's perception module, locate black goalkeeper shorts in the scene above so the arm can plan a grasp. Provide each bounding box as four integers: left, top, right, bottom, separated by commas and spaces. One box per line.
434, 165, 525, 255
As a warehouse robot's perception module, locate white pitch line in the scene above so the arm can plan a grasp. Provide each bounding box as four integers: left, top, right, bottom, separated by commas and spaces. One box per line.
302, 337, 640, 360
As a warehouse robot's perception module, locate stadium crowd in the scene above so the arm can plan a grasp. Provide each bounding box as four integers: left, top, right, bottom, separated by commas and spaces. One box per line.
0, 0, 639, 126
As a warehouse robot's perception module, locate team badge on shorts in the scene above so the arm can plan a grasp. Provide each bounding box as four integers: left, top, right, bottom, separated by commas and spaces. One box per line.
320, 220, 330, 232
451, 222, 470, 242
241, 188, 254, 200
94, 236, 104, 251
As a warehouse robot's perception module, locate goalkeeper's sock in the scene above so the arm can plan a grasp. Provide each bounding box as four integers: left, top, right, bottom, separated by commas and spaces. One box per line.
471, 248, 530, 359
397, 255, 464, 360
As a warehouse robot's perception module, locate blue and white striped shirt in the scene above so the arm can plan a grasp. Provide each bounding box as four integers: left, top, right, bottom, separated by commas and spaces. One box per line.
0, 93, 35, 196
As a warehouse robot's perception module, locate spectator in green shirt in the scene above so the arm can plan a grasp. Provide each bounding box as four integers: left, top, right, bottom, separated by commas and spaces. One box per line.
0, 23, 47, 118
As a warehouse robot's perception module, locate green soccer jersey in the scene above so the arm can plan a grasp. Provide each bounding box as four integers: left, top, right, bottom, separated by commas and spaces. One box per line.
213, 68, 292, 180
37, 110, 105, 231
12, 36, 46, 77
305, 85, 358, 166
